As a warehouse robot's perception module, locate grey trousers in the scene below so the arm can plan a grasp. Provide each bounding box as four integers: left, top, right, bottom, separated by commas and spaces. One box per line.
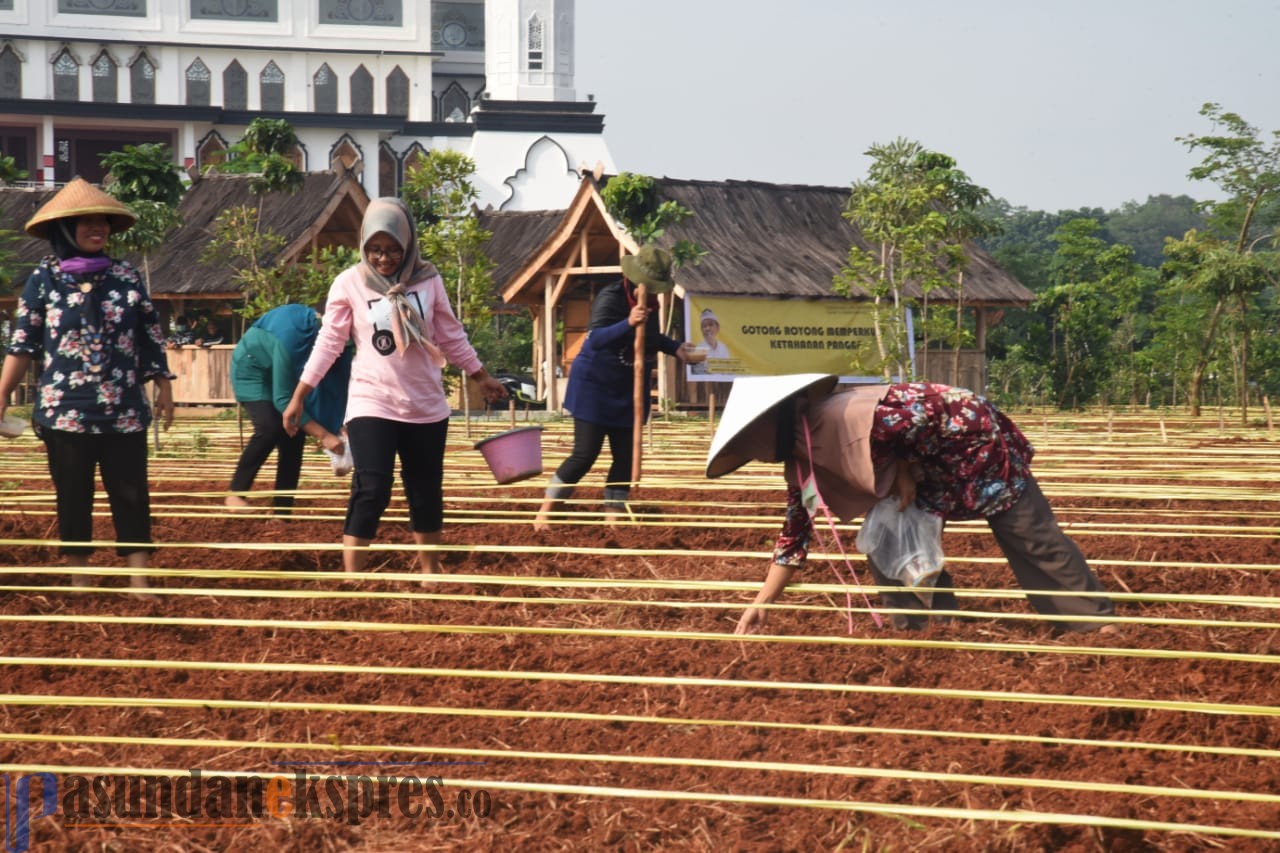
871, 477, 1114, 632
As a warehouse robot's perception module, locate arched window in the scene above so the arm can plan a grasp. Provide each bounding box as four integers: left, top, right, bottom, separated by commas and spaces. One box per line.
52, 47, 79, 102
401, 142, 428, 178
91, 50, 117, 103
378, 142, 398, 197
386, 66, 408, 117
329, 135, 362, 176
260, 60, 284, 111
196, 130, 228, 171
527, 13, 544, 71
186, 58, 210, 106
350, 65, 373, 115
223, 60, 247, 111
129, 52, 155, 104
438, 81, 469, 123
314, 63, 337, 113
0, 44, 21, 100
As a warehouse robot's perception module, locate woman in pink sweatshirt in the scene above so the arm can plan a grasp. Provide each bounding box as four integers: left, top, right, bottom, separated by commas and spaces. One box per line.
284, 198, 506, 575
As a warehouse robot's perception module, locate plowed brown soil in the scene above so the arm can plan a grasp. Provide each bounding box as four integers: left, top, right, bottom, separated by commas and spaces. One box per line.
1, 412, 1278, 851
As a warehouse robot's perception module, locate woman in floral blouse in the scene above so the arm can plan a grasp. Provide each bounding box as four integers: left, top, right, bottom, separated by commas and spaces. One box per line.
706, 376, 1114, 635
0, 178, 174, 593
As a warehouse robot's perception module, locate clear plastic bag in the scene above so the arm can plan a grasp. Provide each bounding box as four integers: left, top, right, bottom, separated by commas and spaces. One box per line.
855, 497, 945, 601
323, 441, 354, 476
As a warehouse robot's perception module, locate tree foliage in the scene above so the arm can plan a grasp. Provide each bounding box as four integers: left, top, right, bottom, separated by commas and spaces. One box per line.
1170, 103, 1280, 419
600, 172, 706, 267
835, 139, 992, 380
201, 205, 355, 320
99, 143, 186, 287
0, 153, 28, 290
213, 117, 304, 195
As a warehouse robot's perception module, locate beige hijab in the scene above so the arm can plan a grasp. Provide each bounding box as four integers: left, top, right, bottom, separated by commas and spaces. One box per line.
359, 197, 445, 364
792, 387, 898, 521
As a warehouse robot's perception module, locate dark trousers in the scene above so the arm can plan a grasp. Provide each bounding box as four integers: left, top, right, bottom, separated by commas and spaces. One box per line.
41, 428, 152, 557
548, 418, 634, 507
343, 416, 448, 539
229, 399, 305, 509
873, 477, 1113, 632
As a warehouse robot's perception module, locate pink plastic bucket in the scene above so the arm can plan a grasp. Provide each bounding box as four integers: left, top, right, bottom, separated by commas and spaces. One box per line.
474, 426, 544, 484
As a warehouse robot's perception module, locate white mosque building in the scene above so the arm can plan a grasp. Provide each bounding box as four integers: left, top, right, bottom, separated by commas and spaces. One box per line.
0, 0, 614, 210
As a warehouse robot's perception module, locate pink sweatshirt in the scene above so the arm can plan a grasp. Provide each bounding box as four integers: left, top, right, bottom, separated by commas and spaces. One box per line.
300, 265, 483, 424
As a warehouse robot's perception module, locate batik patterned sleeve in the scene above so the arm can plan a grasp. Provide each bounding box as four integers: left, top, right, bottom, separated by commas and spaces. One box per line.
772, 484, 813, 567
7, 266, 48, 357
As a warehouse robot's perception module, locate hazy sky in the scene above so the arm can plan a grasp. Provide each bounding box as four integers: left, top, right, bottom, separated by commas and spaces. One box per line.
575, 1, 1280, 213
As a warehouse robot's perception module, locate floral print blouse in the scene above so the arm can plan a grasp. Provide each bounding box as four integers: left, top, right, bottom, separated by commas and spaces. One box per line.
7, 256, 172, 434
773, 383, 1034, 567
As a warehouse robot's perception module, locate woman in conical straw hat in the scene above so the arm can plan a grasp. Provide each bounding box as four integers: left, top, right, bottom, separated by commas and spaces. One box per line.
283, 197, 507, 576
0, 177, 175, 595
707, 375, 1115, 635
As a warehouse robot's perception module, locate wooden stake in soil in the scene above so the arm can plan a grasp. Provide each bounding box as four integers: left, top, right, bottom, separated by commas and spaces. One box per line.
631, 282, 648, 491
1264, 395, 1274, 434
1159, 417, 1168, 443
708, 392, 716, 440
509, 398, 516, 430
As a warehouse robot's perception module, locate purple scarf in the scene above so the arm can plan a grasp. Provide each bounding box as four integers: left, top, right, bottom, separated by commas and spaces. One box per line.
60, 256, 112, 275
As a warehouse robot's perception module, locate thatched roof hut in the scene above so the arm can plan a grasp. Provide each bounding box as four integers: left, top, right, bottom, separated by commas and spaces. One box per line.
147, 170, 369, 300
483, 175, 1033, 407
1, 171, 369, 304
649, 178, 1031, 304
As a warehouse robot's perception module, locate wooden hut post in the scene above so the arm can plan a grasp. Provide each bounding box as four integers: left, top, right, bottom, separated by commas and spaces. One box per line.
543, 275, 558, 412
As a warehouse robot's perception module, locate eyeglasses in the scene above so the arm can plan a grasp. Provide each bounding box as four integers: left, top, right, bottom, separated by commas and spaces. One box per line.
366, 247, 404, 261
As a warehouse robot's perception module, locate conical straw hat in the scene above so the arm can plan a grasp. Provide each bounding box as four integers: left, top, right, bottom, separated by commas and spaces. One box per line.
24, 177, 136, 239
705, 373, 839, 478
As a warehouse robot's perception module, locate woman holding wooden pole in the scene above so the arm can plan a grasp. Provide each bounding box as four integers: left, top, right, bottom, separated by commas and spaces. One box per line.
533, 246, 703, 529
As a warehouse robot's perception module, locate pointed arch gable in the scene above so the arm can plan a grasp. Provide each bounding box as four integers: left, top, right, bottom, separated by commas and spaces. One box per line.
499, 176, 637, 306
196, 129, 228, 170
500, 135, 579, 212
328, 133, 363, 177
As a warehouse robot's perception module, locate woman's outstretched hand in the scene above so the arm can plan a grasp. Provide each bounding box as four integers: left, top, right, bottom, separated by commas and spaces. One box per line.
735, 606, 768, 635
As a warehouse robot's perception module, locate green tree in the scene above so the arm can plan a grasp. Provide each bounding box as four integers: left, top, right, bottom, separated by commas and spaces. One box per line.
0, 153, 28, 291
1173, 103, 1280, 419
910, 151, 999, 384
200, 118, 315, 320
100, 143, 185, 206
0, 152, 26, 186
401, 149, 500, 410
835, 138, 954, 379
600, 172, 706, 267
1035, 218, 1150, 408
201, 209, 354, 321
100, 143, 186, 290
1104, 194, 1206, 268
218, 117, 304, 196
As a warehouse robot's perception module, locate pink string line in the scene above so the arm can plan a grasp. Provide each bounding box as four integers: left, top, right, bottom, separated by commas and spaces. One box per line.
801, 415, 883, 632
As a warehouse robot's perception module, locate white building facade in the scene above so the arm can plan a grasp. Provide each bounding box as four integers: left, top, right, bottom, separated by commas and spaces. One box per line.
0, 0, 614, 210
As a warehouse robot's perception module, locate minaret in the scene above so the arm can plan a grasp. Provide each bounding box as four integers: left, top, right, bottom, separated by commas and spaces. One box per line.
484, 0, 576, 102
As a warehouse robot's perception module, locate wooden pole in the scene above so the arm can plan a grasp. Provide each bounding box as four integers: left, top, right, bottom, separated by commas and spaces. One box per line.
631, 283, 648, 488
1264, 395, 1274, 433
509, 397, 516, 430
708, 391, 716, 440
